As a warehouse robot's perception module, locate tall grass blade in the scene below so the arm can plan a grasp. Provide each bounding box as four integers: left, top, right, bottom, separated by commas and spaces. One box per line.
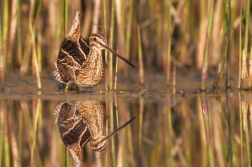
125, 0, 133, 64
137, 25, 144, 84
200, 93, 215, 167
138, 97, 144, 149
0, 0, 9, 81
115, 0, 126, 71
244, 0, 250, 54
4, 134, 10, 167
224, 0, 231, 88
225, 94, 233, 166
213, 36, 227, 88
109, 0, 115, 90
109, 96, 116, 167
166, 0, 172, 86
114, 56, 118, 90
16, 0, 23, 67
238, 92, 244, 166
238, 0, 242, 89
64, 0, 68, 36
0, 101, 5, 166
103, 0, 108, 91
18, 106, 23, 167
167, 93, 173, 166
199, 0, 214, 91
29, 0, 42, 90
241, 49, 249, 88
30, 100, 41, 165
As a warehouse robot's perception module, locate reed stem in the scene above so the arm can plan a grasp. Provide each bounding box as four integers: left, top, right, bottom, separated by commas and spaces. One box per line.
200, 93, 215, 167
29, 0, 42, 90
4, 134, 10, 167
166, 0, 172, 86
137, 25, 144, 85
0, 103, 4, 166
225, 0, 231, 88
213, 36, 227, 88
64, 0, 68, 36
31, 100, 41, 165
109, 0, 115, 90
114, 56, 118, 90
103, 0, 108, 91
244, 0, 250, 54
238, 3, 242, 89
199, 0, 214, 91
238, 92, 244, 166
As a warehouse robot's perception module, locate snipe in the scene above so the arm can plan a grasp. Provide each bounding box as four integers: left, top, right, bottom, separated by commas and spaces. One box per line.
54, 101, 135, 167
53, 11, 135, 92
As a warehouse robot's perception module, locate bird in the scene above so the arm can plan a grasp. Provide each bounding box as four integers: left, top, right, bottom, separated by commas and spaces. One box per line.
53, 11, 135, 92
54, 101, 136, 167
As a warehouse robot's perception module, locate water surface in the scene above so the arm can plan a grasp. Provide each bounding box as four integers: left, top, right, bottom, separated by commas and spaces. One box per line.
0, 72, 251, 167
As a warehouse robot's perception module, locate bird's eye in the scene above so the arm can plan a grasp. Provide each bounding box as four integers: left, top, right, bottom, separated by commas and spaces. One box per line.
94, 38, 97, 41
95, 144, 98, 147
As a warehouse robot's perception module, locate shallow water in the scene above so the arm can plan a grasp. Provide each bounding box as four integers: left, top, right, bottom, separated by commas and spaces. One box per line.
0, 72, 252, 167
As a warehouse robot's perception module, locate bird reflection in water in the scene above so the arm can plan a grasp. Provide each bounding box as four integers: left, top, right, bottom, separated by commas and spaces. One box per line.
54, 101, 135, 167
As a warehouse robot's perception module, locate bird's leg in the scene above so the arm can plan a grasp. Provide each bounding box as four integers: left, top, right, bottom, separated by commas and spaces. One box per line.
76, 86, 80, 93
64, 85, 69, 93
97, 85, 103, 94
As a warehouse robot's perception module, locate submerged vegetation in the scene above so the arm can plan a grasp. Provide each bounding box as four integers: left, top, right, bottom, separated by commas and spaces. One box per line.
0, 0, 252, 90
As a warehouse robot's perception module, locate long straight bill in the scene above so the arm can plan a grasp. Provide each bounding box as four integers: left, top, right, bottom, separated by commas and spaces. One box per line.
100, 117, 136, 143
102, 44, 136, 68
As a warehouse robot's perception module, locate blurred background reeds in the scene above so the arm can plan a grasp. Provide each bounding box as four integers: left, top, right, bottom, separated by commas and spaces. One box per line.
1, 0, 252, 89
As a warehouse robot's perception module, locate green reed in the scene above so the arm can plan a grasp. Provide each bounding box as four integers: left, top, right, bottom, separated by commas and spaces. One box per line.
138, 97, 144, 150
245, 125, 251, 167
66, 150, 70, 167
199, 0, 214, 91
238, 91, 244, 166
16, 0, 22, 67
200, 93, 215, 167
30, 100, 41, 165
225, 0, 231, 88
109, 96, 116, 167
114, 56, 118, 90
244, 0, 250, 55
167, 95, 173, 166
213, 37, 227, 88
109, 0, 115, 90
126, 110, 135, 166
0, 104, 4, 166
4, 134, 10, 167
0, 0, 8, 79
18, 107, 23, 167
225, 95, 233, 167
29, 0, 42, 90
64, 0, 68, 36
105, 101, 109, 166
137, 25, 144, 85
166, 0, 172, 86
103, 0, 108, 91
125, 0, 133, 65
238, 3, 242, 89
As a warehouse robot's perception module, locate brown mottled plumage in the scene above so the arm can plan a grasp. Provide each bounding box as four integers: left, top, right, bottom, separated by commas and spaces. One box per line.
54, 101, 135, 167
53, 11, 135, 92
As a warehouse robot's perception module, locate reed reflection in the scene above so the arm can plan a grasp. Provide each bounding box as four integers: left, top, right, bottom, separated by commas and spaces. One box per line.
54, 101, 135, 167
